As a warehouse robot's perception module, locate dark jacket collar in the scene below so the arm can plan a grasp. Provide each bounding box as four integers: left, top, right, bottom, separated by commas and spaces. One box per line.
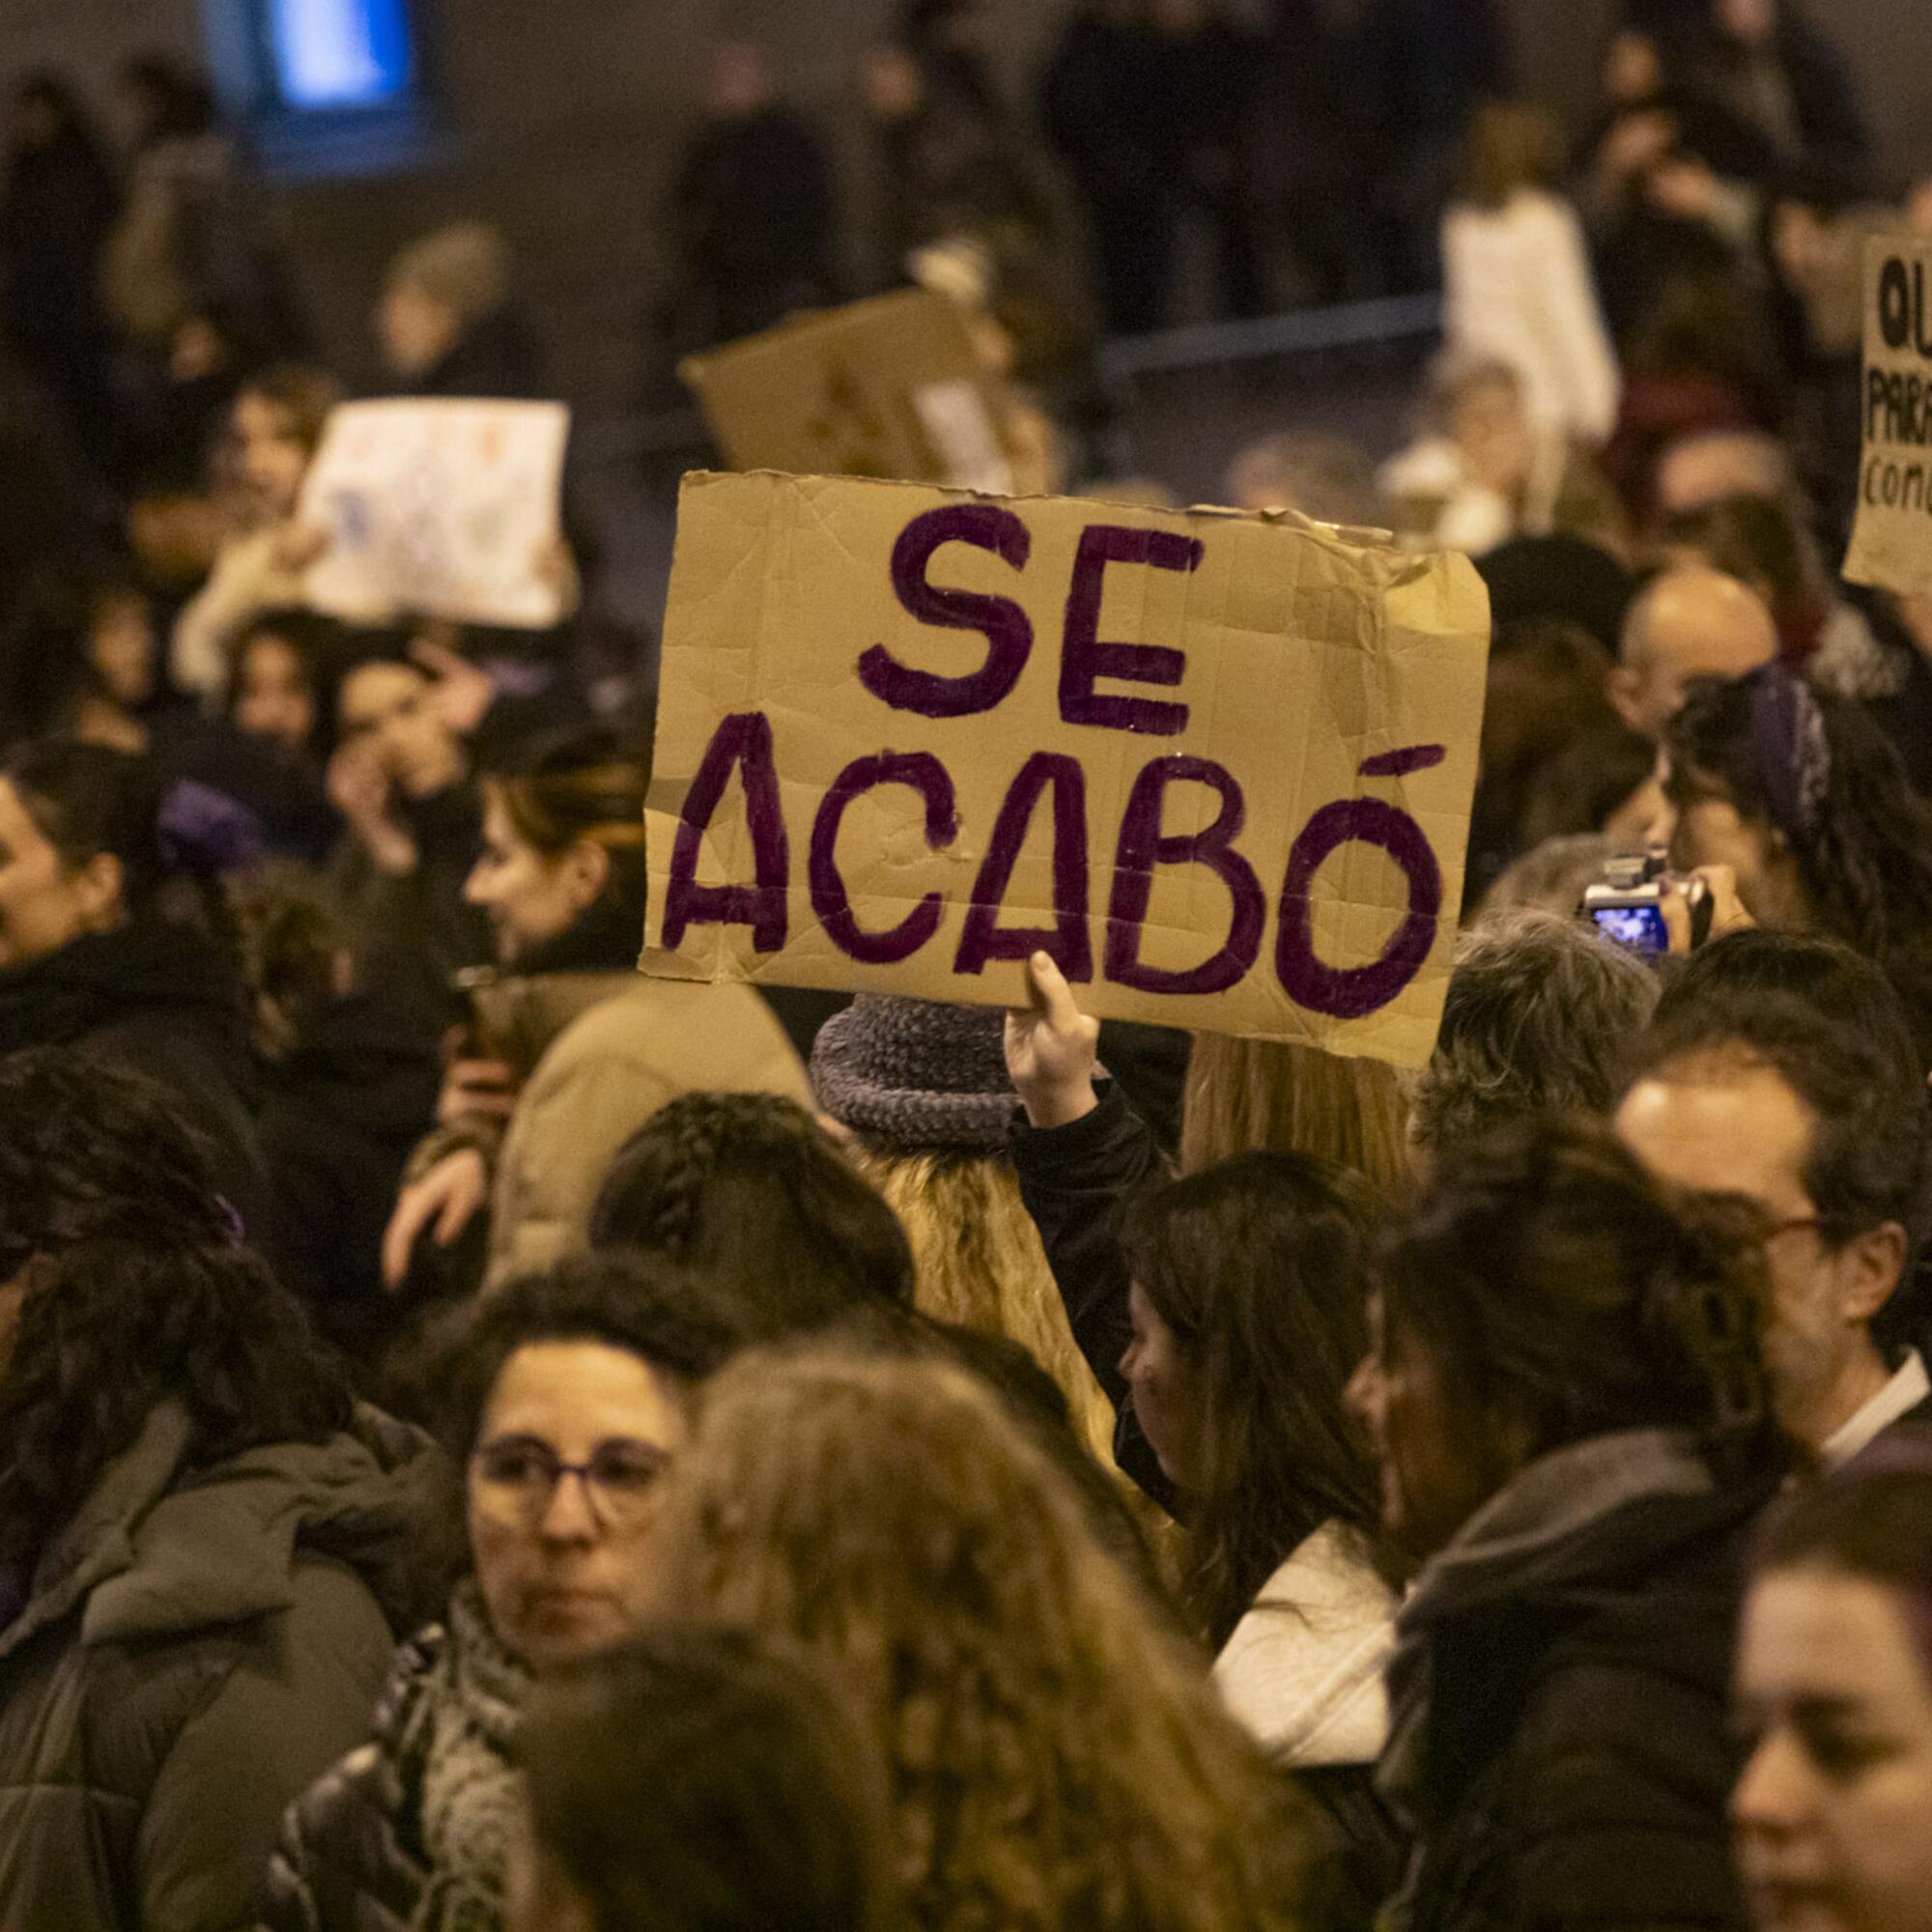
0, 1402, 455, 1662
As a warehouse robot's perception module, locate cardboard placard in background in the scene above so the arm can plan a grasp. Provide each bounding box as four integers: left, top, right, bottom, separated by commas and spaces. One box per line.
642, 470, 1491, 1069
680, 289, 1016, 492
1845, 236, 1932, 595
301, 399, 573, 627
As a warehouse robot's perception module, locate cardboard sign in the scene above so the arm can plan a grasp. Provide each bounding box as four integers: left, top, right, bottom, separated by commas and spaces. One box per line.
641, 471, 1491, 1067
681, 289, 1016, 493
300, 399, 573, 627
1845, 237, 1932, 595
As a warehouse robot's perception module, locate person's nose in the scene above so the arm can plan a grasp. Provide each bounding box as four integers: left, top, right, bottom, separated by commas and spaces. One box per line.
536, 1468, 601, 1544
1731, 1726, 1809, 1841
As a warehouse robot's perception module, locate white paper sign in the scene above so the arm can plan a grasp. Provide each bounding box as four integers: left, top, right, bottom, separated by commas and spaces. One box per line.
300, 399, 572, 628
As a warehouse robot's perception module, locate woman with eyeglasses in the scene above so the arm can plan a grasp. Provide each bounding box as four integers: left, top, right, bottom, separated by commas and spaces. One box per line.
262, 1256, 742, 1932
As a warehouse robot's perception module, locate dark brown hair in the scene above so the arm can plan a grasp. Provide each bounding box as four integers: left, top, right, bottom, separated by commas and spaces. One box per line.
523, 1625, 896, 1932
1123, 1151, 1384, 1644
1379, 1115, 1779, 1481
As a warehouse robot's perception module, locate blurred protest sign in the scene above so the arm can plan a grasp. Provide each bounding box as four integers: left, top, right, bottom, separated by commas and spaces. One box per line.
681, 289, 1016, 492
300, 399, 572, 626
1846, 237, 1932, 595
642, 470, 1491, 1067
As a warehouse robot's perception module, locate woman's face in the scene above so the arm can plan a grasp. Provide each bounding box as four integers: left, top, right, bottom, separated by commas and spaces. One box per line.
1121, 1280, 1207, 1491
1734, 1565, 1932, 1932
469, 1340, 691, 1673
1347, 1293, 1501, 1559
230, 392, 310, 521
466, 793, 598, 969
0, 778, 122, 970
234, 634, 316, 753
88, 592, 156, 709
1665, 764, 1812, 928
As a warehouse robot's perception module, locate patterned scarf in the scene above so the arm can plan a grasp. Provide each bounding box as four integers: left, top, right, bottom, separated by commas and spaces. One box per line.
406, 1581, 532, 1932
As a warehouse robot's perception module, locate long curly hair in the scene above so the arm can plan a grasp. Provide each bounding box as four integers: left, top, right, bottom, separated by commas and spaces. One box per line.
0, 1050, 353, 1571
1124, 1152, 1386, 1644
852, 1146, 1120, 1471
646, 1351, 1322, 1932
590, 1094, 915, 1334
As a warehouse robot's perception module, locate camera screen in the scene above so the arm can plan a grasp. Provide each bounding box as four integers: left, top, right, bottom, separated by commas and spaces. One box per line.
1590, 904, 1669, 956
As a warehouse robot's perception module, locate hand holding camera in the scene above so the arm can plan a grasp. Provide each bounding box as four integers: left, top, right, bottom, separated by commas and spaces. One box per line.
1580, 853, 1755, 957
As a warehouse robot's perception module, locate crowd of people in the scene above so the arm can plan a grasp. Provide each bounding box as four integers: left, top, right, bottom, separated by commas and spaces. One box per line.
4, 3, 1932, 1931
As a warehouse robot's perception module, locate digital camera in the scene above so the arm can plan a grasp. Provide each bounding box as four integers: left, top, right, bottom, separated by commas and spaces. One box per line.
1579, 853, 1712, 957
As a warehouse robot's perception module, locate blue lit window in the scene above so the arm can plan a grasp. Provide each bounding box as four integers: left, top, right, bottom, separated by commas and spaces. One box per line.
267, 0, 415, 111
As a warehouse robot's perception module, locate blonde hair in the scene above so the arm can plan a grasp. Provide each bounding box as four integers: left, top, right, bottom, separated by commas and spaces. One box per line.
1179, 1036, 1412, 1197
647, 1351, 1321, 1932
852, 1148, 1120, 1469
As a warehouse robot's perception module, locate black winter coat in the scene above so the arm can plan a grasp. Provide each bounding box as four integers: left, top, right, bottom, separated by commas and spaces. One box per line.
1385, 1448, 1778, 1932
1011, 1090, 1173, 1508
259, 984, 442, 1353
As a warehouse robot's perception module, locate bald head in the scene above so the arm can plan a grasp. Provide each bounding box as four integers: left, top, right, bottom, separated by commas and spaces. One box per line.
1612, 567, 1779, 740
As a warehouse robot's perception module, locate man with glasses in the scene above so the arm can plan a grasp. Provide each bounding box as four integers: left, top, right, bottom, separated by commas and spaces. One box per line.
1615, 932, 1932, 1462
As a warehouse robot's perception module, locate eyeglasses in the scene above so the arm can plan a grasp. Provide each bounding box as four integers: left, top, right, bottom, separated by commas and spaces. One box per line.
469, 1435, 668, 1531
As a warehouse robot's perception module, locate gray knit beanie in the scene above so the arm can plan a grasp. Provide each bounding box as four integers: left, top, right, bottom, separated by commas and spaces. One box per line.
810, 995, 1017, 1154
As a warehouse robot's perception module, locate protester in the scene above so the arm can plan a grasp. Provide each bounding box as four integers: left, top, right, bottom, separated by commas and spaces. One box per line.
516, 1627, 896, 1932
264, 1257, 737, 1932
0, 74, 118, 468
0, 739, 270, 1230
810, 992, 1120, 1466
1662, 664, 1932, 1059
589, 1091, 915, 1334
1353, 1115, 1787, 1930
1683, 0, 1869, 168
384, 729, 810, 1295
1733, 1442, 1932, 1932
1005, 952, 1403, 1895
668, 40, 838, 350
171, 367, 342, 705
1612, 563, 1781, 740
644, 1349, 1328, 1932
233, 865, 441, 1356
0, 1050, 451, 1931
1038, 0, 1168, 336
1617, 939, 1932, 1460
1407, 911, 1661, 1167
1381, 354, 1625, 556
1442, 101, 1620, 447
378, 221, 546, 401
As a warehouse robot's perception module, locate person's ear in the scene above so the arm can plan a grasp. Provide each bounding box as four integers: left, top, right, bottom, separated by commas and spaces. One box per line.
561, 838, 611, 913
71, 852, 124, 930
1839, 1221, 1909, 1325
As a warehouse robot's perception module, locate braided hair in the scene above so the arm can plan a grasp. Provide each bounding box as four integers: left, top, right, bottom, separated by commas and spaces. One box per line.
589, 1094, 915, 1338
1378, 1114, 1782, 1488
0, 1050, 352, 1572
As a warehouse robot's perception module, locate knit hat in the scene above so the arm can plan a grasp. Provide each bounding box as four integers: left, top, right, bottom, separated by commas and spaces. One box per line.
810, 995, 1017, 1154
387, 221, 513, 324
